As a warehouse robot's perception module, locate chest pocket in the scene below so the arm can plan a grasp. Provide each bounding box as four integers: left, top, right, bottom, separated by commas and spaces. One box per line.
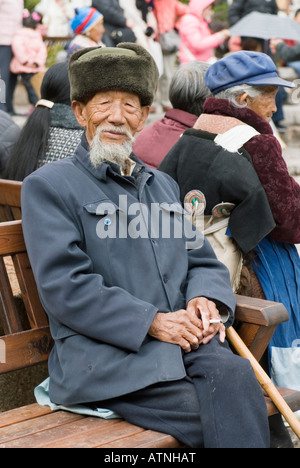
83, 199, 187, 241
83, 199, 120, 240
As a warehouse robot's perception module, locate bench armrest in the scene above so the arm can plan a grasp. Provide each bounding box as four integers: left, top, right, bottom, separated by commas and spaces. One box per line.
235, 295, 289, 327
233, 295, 289, 361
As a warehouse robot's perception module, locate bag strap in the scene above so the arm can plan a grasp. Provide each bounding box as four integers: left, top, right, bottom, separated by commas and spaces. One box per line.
214, 125, 260, 153
204, 217, 229, 235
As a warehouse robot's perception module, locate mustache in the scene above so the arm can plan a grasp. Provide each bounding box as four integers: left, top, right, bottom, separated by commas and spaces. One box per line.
96, 126, 135, 142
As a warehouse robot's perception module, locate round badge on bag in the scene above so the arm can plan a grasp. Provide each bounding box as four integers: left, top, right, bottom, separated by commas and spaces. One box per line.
184, 190, 206, 216
212, 202, 236, 218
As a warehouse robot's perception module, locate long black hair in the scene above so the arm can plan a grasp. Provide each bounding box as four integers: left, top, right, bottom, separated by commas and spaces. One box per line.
5, 62, 72, 181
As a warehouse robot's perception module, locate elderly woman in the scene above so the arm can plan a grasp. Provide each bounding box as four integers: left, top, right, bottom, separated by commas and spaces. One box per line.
133, 61, 212, 168
159, 51, 300, 447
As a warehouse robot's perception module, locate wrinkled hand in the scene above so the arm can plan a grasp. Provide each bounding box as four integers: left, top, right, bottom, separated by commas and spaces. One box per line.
187, 297, 225, 345
148, 308, 203, 353
148, 297, 225, 353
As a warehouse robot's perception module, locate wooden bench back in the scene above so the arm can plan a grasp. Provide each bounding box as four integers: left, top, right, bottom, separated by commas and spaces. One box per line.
0, 180, 22, 222
0, 221, 53, 374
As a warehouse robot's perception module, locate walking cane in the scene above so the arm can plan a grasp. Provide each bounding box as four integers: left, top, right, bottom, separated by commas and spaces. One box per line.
226, 326, 300, 440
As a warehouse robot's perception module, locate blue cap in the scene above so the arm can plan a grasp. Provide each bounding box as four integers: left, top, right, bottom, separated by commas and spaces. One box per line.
70, 7, 103, 35
205, 51, 295, 95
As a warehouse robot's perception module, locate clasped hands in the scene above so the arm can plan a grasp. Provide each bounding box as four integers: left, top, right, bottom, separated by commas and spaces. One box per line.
148, 297, 225, 353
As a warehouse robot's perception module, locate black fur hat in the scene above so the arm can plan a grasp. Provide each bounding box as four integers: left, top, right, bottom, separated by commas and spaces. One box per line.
69, 43, 159, 106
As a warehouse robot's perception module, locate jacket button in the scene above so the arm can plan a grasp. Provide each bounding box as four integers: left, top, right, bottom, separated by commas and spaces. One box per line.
163, 275, 168, 284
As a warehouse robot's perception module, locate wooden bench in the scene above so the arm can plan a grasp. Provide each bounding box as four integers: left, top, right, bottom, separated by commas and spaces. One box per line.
0, 220, 299, 448
0, 179, 22, 222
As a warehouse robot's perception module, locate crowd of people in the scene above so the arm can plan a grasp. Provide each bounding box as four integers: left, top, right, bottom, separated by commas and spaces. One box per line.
0, 0, 300, 449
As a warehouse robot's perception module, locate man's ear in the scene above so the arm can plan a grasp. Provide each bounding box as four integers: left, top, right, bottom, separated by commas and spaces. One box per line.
136, 106, 150, 133
72, 100, 87, 128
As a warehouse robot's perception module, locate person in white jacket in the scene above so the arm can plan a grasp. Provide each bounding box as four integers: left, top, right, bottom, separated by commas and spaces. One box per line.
35, 0, 91, 37
0, 0, 24, 114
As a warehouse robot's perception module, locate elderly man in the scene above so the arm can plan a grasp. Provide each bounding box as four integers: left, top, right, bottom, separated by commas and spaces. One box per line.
21, 43, 269, 448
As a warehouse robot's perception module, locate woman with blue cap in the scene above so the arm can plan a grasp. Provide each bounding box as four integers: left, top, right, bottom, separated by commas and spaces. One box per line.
67, 7, 106, 59
159, 51, 300, 447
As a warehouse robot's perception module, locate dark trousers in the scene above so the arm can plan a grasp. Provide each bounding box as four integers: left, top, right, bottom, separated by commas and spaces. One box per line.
20, 73, 39, 106
99, 338, 270, 448
0, 46, 17, 114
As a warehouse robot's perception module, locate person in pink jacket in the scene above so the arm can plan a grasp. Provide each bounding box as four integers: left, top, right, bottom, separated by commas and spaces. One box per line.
179, 0, 230, 64
147, 0, 188, 110
10, 10, 47, 108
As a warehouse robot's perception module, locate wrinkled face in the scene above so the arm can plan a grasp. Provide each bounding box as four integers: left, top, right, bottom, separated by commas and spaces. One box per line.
244, 86, 279, 122
72, 90, 150, 146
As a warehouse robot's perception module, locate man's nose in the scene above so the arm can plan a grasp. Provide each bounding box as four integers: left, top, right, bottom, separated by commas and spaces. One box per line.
107, 102, 126, 125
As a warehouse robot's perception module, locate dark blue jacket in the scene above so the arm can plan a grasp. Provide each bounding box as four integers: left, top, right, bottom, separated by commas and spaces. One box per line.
21, 135, 235, 406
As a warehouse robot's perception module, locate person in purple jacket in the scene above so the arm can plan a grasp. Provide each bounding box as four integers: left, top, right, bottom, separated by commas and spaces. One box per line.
133, 61, 212, 168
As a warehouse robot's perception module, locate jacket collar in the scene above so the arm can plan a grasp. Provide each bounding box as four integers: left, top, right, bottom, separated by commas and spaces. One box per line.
74, 132, 155, 184
164, 108, 198, 128
203, 97, 273, 135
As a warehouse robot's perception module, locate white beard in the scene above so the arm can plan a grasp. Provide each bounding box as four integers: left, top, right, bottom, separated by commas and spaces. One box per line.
89, 126, 135, 172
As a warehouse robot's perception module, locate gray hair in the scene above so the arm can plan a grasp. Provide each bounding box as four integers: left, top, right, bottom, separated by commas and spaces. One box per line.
214, 84, 275, 107
169, 61, 212, 116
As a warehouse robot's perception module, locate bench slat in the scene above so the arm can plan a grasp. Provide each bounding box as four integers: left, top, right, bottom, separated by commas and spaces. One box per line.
0, 418, 144, 449
42, 419, 145, 449
0, 403, 52, 429
0, 410, 83, 445
100, 430, 187, 449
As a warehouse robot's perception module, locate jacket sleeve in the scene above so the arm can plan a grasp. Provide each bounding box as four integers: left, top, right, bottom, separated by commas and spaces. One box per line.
186, 237, 236, 327
276, 41, 300, 63
0, 114, 20, 176
245, 134, 300, 244
11, 33, 30, 64
92, 0, 127, 28
21, 173, 158, 353
33, 40, 47, 67
227, 0, 244, 26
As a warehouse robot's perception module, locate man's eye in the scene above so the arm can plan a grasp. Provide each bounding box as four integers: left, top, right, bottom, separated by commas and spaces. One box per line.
125, 103, 136, 111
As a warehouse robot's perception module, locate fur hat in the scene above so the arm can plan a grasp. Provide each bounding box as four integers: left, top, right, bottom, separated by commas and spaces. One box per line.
69, 43, 159, 106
